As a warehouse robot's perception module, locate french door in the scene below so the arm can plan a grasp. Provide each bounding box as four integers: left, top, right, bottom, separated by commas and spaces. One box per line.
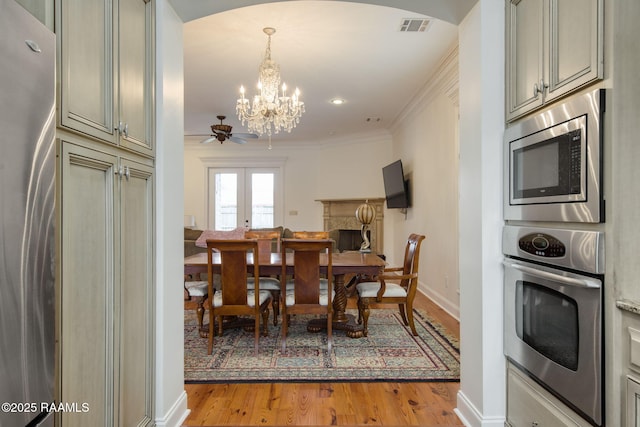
207, 167, 282, 230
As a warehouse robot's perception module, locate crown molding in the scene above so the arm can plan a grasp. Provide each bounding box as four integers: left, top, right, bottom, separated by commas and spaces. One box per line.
390, 44, 459, 133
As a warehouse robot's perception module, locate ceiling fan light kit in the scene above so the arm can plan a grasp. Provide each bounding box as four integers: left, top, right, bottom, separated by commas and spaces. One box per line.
236, 27, 305, 139
200, 115, 257, 144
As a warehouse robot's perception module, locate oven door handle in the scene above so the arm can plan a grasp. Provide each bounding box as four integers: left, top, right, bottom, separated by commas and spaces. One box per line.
503, 260, 601, 289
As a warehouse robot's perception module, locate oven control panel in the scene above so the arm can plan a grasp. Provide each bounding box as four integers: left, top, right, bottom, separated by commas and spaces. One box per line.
518, 233, 566, 257
503, 225, 604, 274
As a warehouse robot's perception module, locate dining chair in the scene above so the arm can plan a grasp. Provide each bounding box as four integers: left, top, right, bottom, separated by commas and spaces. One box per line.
206, 239, 272, 355
245, 230, 282, 325
292, 231, 329, 239
245, 230, 281, 253
355, 233, 425, 337
280, 238, 334, 353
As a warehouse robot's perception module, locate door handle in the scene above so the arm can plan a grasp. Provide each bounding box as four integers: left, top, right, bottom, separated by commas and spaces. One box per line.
115, 121, 129, 138
503, 259, 601, 289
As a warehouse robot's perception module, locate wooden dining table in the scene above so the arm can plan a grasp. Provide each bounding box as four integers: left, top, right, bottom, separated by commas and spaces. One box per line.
184, 250, 386, 338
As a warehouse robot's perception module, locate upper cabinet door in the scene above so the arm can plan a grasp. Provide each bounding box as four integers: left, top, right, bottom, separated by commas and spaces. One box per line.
547, 0, 603, 100
58, 0, 154, 157
118, 0, 154, 156
505, 0, 603, 122
506, 0, 545, 120
59, 0, 117, 144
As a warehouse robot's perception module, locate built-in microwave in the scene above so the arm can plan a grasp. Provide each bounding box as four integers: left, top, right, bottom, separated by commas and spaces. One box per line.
504, 89, 605, 223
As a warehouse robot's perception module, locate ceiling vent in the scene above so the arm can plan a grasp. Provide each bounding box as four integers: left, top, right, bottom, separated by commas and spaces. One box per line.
399, 18, 431, 32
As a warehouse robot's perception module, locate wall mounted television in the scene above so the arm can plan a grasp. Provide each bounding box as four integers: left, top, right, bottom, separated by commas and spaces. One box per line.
382, 159, 410, 209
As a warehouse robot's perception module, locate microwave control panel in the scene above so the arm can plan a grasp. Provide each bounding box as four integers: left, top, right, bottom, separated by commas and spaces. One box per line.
519, 233, 566, 258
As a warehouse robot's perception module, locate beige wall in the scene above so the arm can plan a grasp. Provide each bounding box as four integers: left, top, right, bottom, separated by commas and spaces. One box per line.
391, 48, 460, 318
183, 134, 392, 236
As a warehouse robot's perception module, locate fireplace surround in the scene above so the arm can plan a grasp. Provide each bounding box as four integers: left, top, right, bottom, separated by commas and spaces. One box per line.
317, 198, 384, 254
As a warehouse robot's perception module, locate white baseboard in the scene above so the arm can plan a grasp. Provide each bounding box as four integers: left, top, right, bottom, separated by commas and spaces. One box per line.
155, 390, 190, 427
417, 283, 460, 321
456, 390, 506, 427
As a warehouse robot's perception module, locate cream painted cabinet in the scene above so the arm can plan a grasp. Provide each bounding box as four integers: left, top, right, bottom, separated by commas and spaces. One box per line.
58, 140, 153, 427
506, 0, 603, 121
58, 0, 154, 156
628, 376, 640, 426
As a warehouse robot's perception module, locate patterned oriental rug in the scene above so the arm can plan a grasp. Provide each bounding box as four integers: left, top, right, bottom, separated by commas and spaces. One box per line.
184, 309, 460, 383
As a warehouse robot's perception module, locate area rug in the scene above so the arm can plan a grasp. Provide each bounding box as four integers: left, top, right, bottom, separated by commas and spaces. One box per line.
184, 309, 459, 383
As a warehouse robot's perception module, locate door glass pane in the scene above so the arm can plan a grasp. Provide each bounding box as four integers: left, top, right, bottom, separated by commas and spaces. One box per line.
251, 173, 274, 228
214, 173, 237, 230
516, 280, 579, 371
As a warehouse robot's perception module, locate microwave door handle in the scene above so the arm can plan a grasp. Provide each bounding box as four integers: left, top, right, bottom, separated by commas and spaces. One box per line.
503, 260, 601, 289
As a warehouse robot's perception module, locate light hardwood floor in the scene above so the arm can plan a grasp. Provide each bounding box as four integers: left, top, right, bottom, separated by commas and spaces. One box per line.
183, 291, 462, 426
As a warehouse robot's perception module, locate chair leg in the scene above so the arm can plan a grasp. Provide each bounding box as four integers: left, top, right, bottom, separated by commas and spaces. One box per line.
195, 296, 207, 338
217, 315, 224, 337
357, 298, 363, 324
281, 309, 288, 353
327, 311, 333, 353
399, 304, 409, 326
406, 302, 418, 336
360, 299, 370, 337
254, 312, 260, 356
261, 305, 270, 336
207, 307, 214, 355
271, 291, 280, 326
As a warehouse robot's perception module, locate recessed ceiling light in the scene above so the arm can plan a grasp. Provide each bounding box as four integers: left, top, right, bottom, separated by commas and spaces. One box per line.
330, 98, 345, 105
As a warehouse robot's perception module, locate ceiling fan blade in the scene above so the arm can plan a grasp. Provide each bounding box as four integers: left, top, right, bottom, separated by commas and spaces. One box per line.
232, 132, 258, 139
228, 136, 248, 144
200, 136, 217, 144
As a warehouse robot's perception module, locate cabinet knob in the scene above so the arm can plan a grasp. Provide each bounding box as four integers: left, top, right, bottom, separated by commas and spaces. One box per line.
533, 80, 548, 97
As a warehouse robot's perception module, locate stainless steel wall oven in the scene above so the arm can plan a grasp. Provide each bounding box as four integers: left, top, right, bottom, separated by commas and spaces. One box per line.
504, 89, 605, 223
503, 225, 605, 426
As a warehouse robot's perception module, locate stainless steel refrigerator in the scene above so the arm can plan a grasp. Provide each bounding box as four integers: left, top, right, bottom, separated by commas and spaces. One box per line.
0, 0, 56, 425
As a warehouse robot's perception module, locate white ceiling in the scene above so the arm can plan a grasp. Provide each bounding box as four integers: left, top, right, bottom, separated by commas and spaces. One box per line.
178, 0, 474, 146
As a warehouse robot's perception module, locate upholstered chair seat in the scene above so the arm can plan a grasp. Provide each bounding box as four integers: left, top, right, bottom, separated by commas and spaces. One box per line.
285, 287, 334, 307
185, 280, 208, 297
184, 278, 208, 338
247, 277, 281, 290
212, 289, 272, 308
355, 281, 407, 298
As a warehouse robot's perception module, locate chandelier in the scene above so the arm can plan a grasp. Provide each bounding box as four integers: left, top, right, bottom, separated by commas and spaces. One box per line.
236, 27, 305, 139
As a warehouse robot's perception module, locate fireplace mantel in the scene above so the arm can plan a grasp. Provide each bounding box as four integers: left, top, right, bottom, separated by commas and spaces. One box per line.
316, 198, 384, 254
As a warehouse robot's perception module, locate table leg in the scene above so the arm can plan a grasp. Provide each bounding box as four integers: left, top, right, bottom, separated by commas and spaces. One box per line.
332, 273, 348, 323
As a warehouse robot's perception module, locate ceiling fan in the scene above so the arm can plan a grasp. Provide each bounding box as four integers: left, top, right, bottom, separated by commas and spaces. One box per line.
200, 115, 258, 144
